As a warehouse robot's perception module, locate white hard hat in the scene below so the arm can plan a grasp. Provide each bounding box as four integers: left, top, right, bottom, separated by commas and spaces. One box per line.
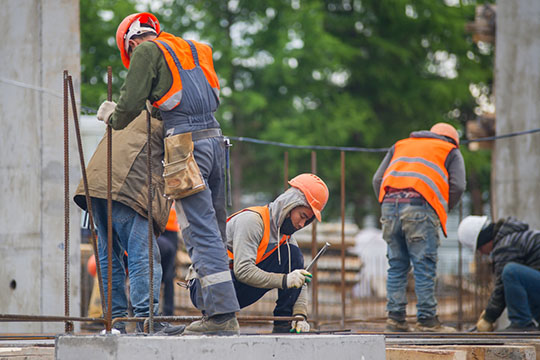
457, 215, 489, 251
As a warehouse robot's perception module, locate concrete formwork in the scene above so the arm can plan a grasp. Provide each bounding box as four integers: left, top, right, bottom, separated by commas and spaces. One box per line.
55, 334, 386, 360
493, 0, 540, 227
0, 1, 81, 332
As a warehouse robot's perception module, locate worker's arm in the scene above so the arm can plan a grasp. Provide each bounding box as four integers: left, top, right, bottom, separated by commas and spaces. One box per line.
372, 146, 394, 198
445, 148, 466, 211
109, 42, 170, 130
230, 213, 285, 289
292, 285, 308, 318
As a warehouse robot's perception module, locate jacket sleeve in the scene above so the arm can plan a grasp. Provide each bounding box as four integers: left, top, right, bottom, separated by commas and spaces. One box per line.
372, 146, 394, 199
292, 286, 309, 318
446, 148, 466, 211
231, 212, 285, 289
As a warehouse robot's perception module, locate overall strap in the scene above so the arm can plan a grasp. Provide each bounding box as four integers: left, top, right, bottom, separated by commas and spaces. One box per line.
155, 40, 184, 70
185, 40, 200, 67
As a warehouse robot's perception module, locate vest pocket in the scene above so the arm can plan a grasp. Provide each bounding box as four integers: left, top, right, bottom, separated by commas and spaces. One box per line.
163, 132, 206, 199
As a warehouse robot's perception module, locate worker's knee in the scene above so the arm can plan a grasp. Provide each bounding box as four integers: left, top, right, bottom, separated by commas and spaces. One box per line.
502, 262, 522, 283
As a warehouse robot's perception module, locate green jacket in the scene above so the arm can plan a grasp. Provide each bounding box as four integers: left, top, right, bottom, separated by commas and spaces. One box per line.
74, 110, 171, 234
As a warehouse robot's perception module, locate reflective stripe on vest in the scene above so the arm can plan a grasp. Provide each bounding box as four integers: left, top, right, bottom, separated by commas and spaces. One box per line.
379, 137, 456, 235
227, 206, 289, 264
151, 32, 220, 111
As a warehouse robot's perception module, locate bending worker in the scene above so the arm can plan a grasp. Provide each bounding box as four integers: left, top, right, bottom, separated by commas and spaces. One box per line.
373, 122, 466, 332
97, 12, 240, 334
187, 173, 329, 333
458, 216, 540, 332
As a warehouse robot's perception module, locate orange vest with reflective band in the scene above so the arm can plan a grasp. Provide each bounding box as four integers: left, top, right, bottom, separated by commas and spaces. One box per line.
227, 206, 289, 264
151, 32, 220, 111
379, 137, 456, 236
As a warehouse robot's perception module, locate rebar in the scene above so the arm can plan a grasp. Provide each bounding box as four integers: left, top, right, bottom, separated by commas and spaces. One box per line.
310, 151, 319, 326
146, 109, 154, 334
340, 151, 346, 328
106, 66, 113, 333
62, 71, 72, 333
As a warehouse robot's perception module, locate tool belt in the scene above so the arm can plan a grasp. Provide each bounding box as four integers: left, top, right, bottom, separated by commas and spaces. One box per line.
162, 128, 222, 199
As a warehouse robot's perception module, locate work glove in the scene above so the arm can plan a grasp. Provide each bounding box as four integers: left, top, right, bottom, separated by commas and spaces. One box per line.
97, 101, 116, 124
476, 310, 494, 332
286, 269, 312, 289
291, 315, 310, 333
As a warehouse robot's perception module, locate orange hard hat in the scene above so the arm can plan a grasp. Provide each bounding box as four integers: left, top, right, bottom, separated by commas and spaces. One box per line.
87, 255, 97, 277
288, 173, 329, 222
430, 122, 459, 146
165, 205, 180, 232
116, 12, 160, 68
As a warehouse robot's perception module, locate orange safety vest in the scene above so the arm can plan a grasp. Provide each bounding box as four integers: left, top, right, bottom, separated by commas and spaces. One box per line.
379, 137, 456, 236
151, 32, 220, 111
226, 206, 289, 265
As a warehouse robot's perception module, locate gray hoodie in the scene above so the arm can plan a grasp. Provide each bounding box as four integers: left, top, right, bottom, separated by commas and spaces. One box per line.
226, 187, 309, 316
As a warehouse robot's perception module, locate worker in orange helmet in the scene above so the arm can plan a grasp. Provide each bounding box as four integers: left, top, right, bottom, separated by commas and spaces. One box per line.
97, 12, 240, 335
372, 122, 466, 333
186, 173, 329, 334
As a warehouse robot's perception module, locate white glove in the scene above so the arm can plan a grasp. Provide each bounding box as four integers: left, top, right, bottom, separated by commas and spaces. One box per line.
476, 310, 494, 332
97, 101, 116, 124
286, 269, 311, 289
291, 315, 310, 333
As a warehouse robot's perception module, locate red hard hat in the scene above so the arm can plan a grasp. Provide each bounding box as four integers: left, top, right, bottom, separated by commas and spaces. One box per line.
288, 173, 329, 222
430, 122, 459, 146
116, 12, 160, 68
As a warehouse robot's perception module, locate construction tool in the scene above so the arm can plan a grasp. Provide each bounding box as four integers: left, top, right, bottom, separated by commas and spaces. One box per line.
303, 242, 331, 284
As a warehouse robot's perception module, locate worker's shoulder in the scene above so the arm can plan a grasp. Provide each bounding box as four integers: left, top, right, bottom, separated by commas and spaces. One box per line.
135, 40, 162, 57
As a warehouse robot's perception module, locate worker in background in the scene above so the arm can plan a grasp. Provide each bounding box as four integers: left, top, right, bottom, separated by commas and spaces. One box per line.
458, 216, 540, 332
97, 12, 240, 335
74, 110, 184, 335
372, 123, 466, 332
187, 173, 329, 333
157, 205, 180, 316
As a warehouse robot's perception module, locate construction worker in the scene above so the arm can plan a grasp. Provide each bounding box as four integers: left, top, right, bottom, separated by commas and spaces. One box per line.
74, 110, 184, 335
372, 122, 466, 332
157, 205, 180, 316
187, 173, 329, 333
458, 216, 540, 332
97, 12, 240, 334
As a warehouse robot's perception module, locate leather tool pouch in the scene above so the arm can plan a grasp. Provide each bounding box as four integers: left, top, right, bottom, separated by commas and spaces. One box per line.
163, 132, 206, 199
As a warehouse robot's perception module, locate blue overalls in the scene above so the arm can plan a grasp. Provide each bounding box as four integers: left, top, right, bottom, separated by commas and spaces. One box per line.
155, 38, 240, 316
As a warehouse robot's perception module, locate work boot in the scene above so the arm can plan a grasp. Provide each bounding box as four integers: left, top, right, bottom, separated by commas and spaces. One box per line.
183, 313, 240, 336
385, 318, 411, 332
136, 321, 185, 336
271, 321, 292, 333
498, 322, 539, 332
100, 323, 127, 335
415, 316, 456, 332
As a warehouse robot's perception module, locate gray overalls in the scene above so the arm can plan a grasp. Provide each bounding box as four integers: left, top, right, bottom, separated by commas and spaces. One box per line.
156, 38, 240, 316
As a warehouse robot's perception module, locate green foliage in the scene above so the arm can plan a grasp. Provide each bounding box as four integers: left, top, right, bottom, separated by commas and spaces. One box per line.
80, 0, 494, 224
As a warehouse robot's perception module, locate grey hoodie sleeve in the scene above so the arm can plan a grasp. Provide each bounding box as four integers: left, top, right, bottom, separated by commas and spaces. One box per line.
445, 148, 466, 211
230, 212, 285, 289
372, 146, 395, 199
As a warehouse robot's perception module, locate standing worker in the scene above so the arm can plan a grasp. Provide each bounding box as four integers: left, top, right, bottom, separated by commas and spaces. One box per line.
97, 12, 240, 334
458, 216, 540, 332
372, 123, 466, 332
74, 110, 184, 335
157, 205, 180, 316
187, 173, 329, 333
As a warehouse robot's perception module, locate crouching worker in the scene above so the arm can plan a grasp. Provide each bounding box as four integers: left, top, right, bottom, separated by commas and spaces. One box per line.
458, 216, 540, 332
187, 173, 329, 333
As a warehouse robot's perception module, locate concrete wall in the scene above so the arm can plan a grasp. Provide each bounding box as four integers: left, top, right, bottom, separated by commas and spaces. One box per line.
0, 0, 81, 332
493, 0, 540, 227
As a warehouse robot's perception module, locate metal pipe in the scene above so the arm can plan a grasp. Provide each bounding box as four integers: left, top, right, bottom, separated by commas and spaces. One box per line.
146, 109, 154, 334
340, 151, 346, 328
458, 201, 463, 330
310, 151, 319, 326
67, 75, 106, 317
62, 71, 73, 333
106, 66, 113, 333
305, 242, 330, 272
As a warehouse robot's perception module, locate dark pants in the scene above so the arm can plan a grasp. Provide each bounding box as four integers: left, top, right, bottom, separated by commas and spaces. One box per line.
157, 230, 178, 316
190, 243, 304, 325
502, 262, 540, 327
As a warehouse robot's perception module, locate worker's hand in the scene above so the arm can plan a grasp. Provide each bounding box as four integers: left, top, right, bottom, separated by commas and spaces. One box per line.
97, 101, 116, 124
286, 269, 312, 288
476, 310, 494, 332
291, 315, 310, 333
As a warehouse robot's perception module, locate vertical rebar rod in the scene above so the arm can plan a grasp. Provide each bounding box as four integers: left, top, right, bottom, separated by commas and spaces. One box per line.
310, 151, 319, 326
283, 151, 288, 191
67, 75, 106, 317
458, 201, 463, 330
340, 151, 346, 328
106, 66, 113, 332
63, 71, 72, 333
146, 109, 154, 334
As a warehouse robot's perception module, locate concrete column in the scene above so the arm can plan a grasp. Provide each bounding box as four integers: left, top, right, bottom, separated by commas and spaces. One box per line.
0, 0, 81, 332
493, 0, 540, 227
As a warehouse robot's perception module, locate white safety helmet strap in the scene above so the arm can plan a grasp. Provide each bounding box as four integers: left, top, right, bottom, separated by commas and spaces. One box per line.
457, 215, 489, 251
124, 18, 157, 53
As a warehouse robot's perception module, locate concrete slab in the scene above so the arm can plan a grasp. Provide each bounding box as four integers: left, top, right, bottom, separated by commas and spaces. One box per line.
387, 347, 467, 360
387, 344, 536, 360
55, 334, 386, 360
